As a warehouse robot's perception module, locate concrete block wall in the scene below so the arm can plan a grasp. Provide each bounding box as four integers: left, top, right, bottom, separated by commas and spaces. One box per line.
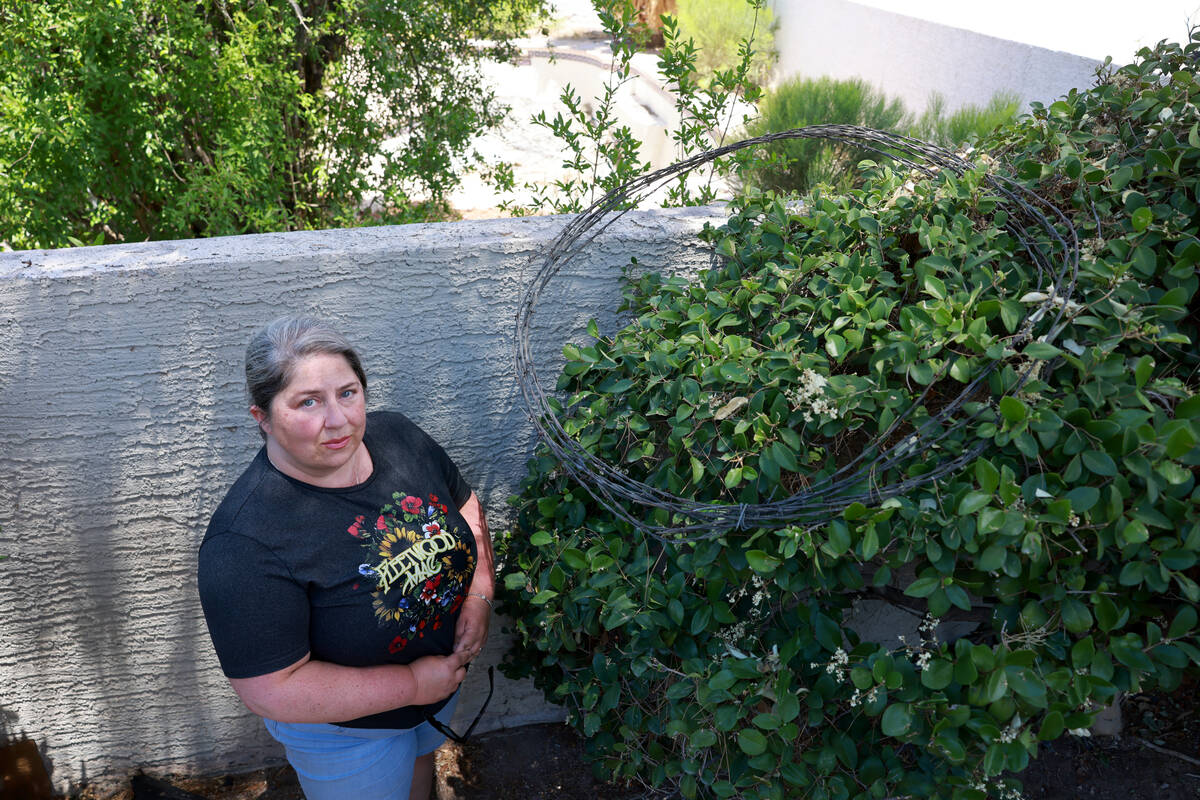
0, 206, 725, 794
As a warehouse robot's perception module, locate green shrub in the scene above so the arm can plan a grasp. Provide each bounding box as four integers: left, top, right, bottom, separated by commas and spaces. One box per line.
740, 76, 909, 193
740, 79, 1021, 195
500, 32, 1200, 800
914, 92, 1024, 150
675, 0, 776, 85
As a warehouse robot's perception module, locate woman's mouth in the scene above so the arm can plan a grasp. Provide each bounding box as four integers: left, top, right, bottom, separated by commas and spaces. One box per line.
323, 436, 351, 449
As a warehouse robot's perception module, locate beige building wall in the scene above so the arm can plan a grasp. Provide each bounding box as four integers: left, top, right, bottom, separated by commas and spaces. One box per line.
771, 0, 1103, 114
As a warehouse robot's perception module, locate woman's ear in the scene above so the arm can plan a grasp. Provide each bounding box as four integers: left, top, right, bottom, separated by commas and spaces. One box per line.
249, 405, 270, 434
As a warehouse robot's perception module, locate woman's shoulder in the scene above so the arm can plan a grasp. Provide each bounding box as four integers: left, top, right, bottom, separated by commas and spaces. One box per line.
205, 451, 286, 540
367, 409, 437, 448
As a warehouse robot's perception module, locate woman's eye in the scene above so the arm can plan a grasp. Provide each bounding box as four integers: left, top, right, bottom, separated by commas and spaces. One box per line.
301, 398, 317, 408
341, 389, 356, 399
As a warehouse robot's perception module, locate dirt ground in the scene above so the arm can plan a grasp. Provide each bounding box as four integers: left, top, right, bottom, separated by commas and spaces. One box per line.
71, 683, 1200, 800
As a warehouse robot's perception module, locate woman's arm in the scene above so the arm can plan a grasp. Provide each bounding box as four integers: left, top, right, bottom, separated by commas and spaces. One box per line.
454, 491, 494, 659
229, 649, 470, 723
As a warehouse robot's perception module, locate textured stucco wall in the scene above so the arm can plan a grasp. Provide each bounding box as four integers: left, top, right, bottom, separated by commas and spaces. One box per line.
771, 0, 1102, 114
0, 207, 725, 793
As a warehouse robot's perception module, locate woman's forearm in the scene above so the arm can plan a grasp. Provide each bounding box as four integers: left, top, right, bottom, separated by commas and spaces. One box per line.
230, 651, 466, 723
460, 492, 495, 597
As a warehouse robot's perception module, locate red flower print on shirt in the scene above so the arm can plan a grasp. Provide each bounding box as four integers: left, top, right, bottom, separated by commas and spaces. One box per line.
400, 495, 422, 514
388, 635, 408, 654
422, 521, 442, 538
376, 515, 387, 530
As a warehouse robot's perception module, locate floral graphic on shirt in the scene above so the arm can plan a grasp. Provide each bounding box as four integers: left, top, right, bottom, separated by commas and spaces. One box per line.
350, 491, 475, 643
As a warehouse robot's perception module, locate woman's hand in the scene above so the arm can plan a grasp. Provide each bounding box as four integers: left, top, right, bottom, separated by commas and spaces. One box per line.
408, 650, 471, 705
454, 594, 491, 661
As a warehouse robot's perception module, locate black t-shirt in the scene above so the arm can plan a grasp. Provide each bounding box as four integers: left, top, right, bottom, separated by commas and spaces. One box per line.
197, 411, 475, 729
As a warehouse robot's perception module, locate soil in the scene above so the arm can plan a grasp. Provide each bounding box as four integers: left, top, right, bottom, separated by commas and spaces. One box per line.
72, 684, 1200, 800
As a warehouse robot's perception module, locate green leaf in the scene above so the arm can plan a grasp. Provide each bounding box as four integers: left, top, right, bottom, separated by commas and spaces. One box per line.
1111, 635, 1153, 671
1039, 711, 1065, 741
979, 668, 1007, 704
999, 396, 1027, 423
975, 458, 1000, 494
1064, 486, 1100, 512
979, 544, 1006, 572
1082, 450, 1117, 476
530, 589, 558, 605
983, 743, 1006, 776
738, 729, 768, 756
1024, 341, 1063, 359
1131, 206, 1152, 232
1169, 606, 1198, 638
904, 576, 941, 598
958, 491, 993, 515
530, 531, 553, 547
1061, 599, 1093, 633
562, 548, 588, 569
1005, 666, 1046, 699
826, 521, 851, 556
719, 363, 750, 383
920, 660, 954, 690
880, 703, 913, 737
746, 550, 781, 574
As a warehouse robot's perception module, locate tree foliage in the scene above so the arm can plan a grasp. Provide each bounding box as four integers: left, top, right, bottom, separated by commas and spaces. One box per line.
0, 0, 545, 249
500, 33, 1200, 800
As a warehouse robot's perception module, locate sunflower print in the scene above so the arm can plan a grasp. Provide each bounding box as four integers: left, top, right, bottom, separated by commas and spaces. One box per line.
352, 491, 475, 640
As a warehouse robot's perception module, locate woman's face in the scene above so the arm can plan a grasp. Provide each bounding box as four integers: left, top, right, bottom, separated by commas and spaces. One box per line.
251, 352, 367, 486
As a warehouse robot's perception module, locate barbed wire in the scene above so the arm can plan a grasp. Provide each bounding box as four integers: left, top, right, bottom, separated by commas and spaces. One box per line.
514, 125, 1079, 542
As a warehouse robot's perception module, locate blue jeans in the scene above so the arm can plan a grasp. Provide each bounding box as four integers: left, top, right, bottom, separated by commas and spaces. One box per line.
263, 693, 458, 800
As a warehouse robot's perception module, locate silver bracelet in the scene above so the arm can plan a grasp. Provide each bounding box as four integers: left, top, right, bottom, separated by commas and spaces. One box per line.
465, 592, 494, 611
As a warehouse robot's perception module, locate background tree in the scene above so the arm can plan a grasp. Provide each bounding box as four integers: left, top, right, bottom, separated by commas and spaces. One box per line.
0, 0, 545, 250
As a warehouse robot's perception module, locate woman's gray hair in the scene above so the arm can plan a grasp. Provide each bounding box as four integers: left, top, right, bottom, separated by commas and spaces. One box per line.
245, 316, 367, 434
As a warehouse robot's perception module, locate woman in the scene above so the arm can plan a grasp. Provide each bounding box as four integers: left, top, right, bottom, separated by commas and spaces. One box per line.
198, 316, 494, 800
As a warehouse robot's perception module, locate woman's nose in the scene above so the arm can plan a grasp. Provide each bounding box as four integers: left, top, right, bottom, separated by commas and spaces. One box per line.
325, 400, 348, 428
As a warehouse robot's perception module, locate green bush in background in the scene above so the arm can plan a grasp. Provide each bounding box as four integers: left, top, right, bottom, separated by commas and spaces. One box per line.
739, 76, 908, 193
914, 91, 1023, 152
500, 32, 1200, 800
740, 77, 1022, 195
0, 0, 546, 250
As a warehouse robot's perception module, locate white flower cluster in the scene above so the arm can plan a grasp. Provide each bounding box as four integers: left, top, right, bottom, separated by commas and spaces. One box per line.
1067, 727, 1092, 738
718, 574, 770, 649
919, 613, 940, 644
899, 614, 940, 671
790, 369, 838, 423
849, 684, 881, 708
999, 714, 1023, 743
971, 777, 1025, 800
811, 647, 850, 681
1079, 237, 1104, 262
